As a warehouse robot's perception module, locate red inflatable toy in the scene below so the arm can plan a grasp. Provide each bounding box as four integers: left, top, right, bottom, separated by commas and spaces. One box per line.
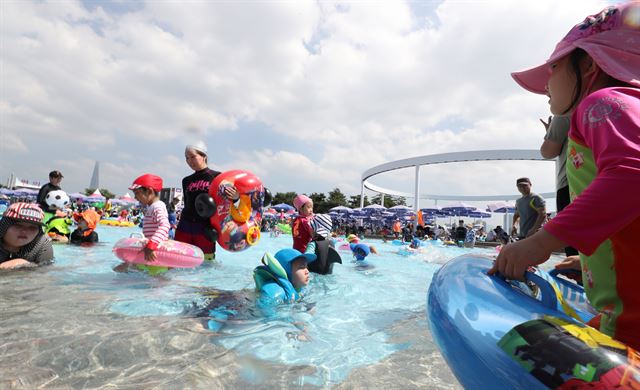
197, 170, 268, 252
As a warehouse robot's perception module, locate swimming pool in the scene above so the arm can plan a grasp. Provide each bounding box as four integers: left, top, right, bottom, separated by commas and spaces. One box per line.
0, 226, 491, 388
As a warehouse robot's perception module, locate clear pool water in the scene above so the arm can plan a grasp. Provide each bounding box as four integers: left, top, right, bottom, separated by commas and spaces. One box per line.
0, 226, 494, 388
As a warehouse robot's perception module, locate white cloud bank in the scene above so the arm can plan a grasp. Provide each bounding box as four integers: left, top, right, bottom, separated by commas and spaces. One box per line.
1, 0, 604, 207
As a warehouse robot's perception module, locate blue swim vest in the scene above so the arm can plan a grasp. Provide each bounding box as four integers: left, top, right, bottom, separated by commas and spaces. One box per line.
253, 252, 300, 304
349, 243, 370, 261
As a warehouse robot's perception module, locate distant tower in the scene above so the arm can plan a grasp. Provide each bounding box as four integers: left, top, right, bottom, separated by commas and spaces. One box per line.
89, 161, 100, 189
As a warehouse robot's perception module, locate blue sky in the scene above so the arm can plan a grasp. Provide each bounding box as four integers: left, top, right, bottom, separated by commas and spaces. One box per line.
1, 0, 606, 214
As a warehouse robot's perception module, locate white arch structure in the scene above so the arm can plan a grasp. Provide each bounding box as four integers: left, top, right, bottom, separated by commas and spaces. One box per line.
360, 149, 556, 219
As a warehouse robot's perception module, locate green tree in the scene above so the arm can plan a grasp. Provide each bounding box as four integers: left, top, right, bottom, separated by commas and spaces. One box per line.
348, 194, 370, 208
370, 194, 407, 208
272, 191, 297, 206
326, 188, 347, 209
309, 192, 329, 213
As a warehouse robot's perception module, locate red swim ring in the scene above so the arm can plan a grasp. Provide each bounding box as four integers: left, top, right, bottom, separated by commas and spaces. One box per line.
207, 170, 267, 252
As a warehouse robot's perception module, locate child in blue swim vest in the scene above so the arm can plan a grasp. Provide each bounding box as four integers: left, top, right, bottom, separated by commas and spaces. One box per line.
253, 248, 316, 305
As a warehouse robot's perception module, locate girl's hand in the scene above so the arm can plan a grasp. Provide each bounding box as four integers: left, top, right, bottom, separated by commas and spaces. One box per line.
143, 247, 157, 262
0, 259, 35, 269
224, 186, 240, 201
488, 230, 562, 280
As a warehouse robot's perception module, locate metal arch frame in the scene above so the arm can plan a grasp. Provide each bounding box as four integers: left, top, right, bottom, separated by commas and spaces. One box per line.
360, 149, 556, 209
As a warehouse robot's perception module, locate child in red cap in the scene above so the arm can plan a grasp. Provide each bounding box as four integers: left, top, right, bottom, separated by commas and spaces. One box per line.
129, 174, 170, 262
292, 194, 314, 253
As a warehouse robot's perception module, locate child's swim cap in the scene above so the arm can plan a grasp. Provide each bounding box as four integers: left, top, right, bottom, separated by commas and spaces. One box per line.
293, 194, 312, 211
512, 2, 640, 94
273, 248, 317, 280
185, 141, 208, 155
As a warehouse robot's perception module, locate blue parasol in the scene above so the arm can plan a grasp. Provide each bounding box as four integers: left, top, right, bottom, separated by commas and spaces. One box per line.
272, 203, 294, 212
329, 205, 353, 214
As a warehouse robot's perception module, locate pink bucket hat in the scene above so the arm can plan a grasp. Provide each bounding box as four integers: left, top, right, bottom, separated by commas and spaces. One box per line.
512, 2, 640, 94
293, 194, 312, 211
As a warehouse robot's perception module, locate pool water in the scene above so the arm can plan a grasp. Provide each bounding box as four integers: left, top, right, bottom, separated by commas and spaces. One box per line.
0, 226, 492, 388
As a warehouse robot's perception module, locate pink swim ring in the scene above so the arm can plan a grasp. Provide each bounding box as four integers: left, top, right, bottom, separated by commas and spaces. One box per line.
113, 237, 204, 268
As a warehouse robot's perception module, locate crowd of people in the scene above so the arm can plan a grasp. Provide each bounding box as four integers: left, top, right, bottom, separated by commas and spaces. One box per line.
1, 2, 638, 352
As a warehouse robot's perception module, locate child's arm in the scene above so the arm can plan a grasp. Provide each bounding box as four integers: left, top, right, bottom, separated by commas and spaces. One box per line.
544, 89, 640, 255
489, 229, 565, 280
145, 203, 171, 261
302, 218, 314, 240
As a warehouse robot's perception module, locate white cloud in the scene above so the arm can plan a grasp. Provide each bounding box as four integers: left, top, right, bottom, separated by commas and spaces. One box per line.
1, 0, 603, 207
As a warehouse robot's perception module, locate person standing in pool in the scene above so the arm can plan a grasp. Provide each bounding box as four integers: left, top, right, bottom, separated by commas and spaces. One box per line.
36, 170, 63, 211
129, 174, 170, 262
539, 115, 579, 257
70, 209, 100, 244
292, 194, 314, 253
253, 248, 317, 305
0, 202, 54, 270
491, 2, 640, 350
167, 194, 182, 240
175, 141, 238, 261
510, 177, 546, 240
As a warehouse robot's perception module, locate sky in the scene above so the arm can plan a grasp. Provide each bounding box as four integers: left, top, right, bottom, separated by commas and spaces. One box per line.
1, 0, 610, 213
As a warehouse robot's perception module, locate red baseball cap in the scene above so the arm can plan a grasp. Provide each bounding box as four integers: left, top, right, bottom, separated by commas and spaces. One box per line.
129, 174, 163, 192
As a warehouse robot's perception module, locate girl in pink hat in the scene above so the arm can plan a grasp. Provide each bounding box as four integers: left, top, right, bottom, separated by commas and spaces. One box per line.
291, 194, 314, 253
491, 2, 640, 350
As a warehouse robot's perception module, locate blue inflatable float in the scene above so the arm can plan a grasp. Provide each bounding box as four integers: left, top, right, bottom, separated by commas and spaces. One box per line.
427, 255, 639, 389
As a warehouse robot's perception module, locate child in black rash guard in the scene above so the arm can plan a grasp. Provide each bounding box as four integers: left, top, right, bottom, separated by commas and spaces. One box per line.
70, 209, 100, 244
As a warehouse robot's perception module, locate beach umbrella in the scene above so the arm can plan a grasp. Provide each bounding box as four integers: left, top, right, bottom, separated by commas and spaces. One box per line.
13, 188, 38, 195
68, 192, 87, 200
389, 205, 412, 213
329, 205, 352, 213
272, 203, 294, 212
468, 211, 492, 219
486, 201, 516, 213
441, 201, 477, 213
363, 204, 386, 212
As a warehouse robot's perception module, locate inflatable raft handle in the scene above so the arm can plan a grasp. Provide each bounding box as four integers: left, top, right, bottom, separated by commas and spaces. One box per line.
523, 271, 558, 310
496, 271, 558, 310
129, 233, 144, 239
548, 267, 582, 281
